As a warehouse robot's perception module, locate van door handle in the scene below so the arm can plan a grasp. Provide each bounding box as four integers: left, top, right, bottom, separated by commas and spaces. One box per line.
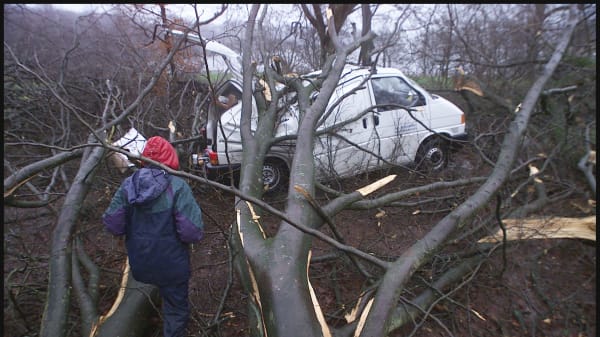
362, 118, 367, 129
373, 115, 380, 126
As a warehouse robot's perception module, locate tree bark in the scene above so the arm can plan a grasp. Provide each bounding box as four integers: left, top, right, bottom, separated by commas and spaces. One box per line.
72, 237, 100, 336
40, 142, 106, 337
91, 261, 160, 337
4, 149, 84, 199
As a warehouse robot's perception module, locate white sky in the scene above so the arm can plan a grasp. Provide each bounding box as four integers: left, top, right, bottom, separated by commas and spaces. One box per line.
45, 4, 409, 33
45, 4, 105, 13
45, 4, 377, 29
48, 4, 237, 22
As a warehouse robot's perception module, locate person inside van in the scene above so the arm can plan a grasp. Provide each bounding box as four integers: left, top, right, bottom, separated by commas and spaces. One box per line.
216, 93, 238, 111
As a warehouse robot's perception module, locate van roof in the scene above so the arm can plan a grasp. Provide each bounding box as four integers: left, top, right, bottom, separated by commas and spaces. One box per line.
303, 65, 407, 81
168, 29, 242, 82
167, 29, 413, 85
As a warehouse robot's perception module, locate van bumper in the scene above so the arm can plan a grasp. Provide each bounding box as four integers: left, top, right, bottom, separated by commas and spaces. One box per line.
450, 132, 469, 142
203, 163, 241, 181
449, 132, 469, 151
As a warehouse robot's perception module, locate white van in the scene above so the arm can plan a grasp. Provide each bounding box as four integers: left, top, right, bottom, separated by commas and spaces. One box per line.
171, 30, 467, 192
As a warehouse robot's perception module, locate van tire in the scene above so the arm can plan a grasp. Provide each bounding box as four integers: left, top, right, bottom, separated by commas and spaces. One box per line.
415, 137, 448, 172
262, 159, 288, 193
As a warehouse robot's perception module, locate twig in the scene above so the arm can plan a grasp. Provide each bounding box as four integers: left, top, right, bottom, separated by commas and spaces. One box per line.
402, 295, 455, 337
495, 194, 507, 277
210, 229, 235, 327
577, 121, 596, 195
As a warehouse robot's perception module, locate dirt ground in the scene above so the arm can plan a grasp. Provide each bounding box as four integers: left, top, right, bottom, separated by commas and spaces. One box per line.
3, 92, 596, 337
4, 156, 595, 337
4, 176, 595, 337
180, 163, 596, 337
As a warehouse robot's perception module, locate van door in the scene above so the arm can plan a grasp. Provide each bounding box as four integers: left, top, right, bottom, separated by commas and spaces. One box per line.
204, 80, 248, 167
314, 76, 378, 179
369, 76, 429, 166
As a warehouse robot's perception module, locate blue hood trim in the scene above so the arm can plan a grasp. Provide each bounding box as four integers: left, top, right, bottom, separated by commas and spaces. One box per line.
124, 168, 169, 205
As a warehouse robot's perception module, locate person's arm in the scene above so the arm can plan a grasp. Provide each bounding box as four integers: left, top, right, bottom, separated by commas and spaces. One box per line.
172, 180, 204, 243
102, 186, 127, 236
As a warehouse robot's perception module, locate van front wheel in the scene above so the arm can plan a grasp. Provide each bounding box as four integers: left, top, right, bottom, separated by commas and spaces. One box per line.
416, 137, 448, 172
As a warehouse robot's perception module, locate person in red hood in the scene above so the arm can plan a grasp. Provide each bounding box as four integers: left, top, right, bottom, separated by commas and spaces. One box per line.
103, 136, 204, 337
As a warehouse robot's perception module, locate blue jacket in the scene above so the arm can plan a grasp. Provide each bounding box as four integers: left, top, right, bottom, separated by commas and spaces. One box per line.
102, 167, 204, 285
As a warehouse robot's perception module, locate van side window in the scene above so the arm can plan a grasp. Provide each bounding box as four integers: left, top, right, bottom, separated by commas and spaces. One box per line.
371, 77, 423, 110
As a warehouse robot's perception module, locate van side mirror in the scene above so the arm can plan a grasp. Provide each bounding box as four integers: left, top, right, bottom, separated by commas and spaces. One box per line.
406, 89, 419, 107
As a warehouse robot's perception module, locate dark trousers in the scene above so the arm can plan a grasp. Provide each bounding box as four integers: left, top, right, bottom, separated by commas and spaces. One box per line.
159, 281, 190, 337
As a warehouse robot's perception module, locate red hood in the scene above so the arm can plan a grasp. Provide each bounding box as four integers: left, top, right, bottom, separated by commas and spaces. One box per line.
142, 136, 179, 170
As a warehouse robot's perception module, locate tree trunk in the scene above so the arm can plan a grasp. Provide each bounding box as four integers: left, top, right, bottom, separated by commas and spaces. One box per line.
40, 143, 106, 337
358, 5, 374, 66
91, 260, 160, 337
233, 6, 378, 335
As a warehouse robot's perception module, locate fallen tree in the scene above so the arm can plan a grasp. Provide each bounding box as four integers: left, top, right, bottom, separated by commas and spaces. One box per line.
478, 216, 596, 242
3, 4, 593, 337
